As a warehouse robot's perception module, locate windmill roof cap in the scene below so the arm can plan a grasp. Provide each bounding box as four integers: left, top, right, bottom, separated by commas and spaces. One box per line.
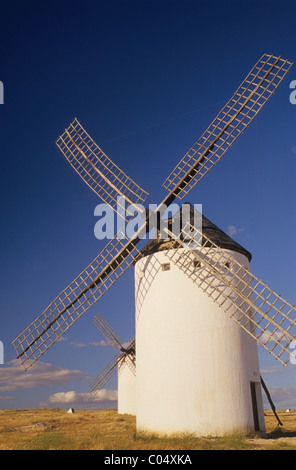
138, 204, 252, 262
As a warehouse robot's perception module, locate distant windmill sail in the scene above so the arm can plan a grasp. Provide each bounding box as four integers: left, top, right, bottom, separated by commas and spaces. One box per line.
90, 313, 135, 393
91, 312, 135, 393
93, 312, 124, 351
90, 353, 123, 392
90, 340, 136, 393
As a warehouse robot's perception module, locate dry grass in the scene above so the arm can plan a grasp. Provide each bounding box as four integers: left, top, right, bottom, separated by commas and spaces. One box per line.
1, 408, 296, 450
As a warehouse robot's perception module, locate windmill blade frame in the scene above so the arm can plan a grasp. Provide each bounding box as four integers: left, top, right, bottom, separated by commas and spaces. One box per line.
56, 117, 149, 220
93, 312, 124, 351
90, 339, 136, 393
162, 54, 293, 202
90, 353, 123, 393
12, 232, 141, 370
164, 222, 296, 366
121, 338, 136, 375
93, 312, 136, 372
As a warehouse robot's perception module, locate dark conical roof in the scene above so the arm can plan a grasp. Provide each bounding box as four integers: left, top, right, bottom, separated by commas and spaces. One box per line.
137, 204, 252, 262
199, 212, 251, 261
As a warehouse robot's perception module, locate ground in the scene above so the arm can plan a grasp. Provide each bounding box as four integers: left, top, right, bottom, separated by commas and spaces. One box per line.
0, 408, 296, 450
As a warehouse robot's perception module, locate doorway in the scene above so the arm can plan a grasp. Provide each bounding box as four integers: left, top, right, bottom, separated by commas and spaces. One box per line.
250, 381, 260, 432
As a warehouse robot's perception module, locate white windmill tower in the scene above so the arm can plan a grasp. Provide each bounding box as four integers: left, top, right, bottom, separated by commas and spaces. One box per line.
135, 207, 264, 435
13, 54, 295, 436
90, 312, 136, 416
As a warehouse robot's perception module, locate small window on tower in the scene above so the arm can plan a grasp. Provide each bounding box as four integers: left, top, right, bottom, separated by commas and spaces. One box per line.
161, 263, 170, 272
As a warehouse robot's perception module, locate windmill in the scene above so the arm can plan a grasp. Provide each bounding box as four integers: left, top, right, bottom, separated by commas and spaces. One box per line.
90, 312, 136, 415
12, 54, 295, 435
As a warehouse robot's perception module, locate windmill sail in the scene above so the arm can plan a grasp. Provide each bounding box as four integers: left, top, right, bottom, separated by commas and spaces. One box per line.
93, 312, 136, 375
56, 118, 149, 220
120, 338, 136, 375
162, 54, 293, 202
90, 339, 136, 393
164, 221, 296, 366
93, 312, 124, 351
12, 53, 293, 371
90, 353, 123, 392
12, 234, 140, 370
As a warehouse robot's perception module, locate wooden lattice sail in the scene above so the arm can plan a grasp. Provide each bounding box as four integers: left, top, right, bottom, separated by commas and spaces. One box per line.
164, 217, 296, 366
13, 54, 293, 370
13, 234, 140, 370
56, 118, 149, 219
163, 54, 293, 201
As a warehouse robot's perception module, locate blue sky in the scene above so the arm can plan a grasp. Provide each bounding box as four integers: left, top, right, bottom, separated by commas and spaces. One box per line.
0, 0, 296, 411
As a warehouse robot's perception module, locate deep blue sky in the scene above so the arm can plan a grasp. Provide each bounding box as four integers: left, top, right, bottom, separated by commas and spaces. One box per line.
1, 0, 296, 410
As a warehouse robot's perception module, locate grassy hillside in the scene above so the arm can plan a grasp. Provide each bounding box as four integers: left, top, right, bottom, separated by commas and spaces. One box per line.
0, 408, 296, 450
